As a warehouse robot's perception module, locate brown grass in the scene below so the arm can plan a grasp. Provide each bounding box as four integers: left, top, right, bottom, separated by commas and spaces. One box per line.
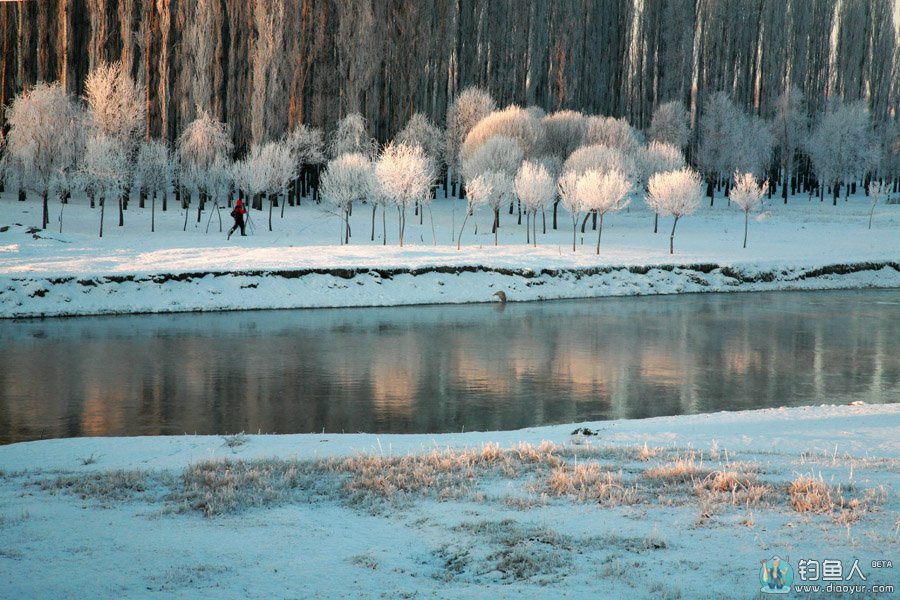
788, 475, 834, 513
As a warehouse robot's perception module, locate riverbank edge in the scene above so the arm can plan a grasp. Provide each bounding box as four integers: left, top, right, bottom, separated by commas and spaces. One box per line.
1, 259, 898, 319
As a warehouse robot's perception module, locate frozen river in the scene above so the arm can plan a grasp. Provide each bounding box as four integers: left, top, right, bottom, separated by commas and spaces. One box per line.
1, 289, 898, 444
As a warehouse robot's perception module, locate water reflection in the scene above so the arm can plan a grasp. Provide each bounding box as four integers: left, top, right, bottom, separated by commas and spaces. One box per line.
0, 290, 898, 444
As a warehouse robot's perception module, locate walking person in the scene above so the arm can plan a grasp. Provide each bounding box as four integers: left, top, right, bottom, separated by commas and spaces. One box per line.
227, 198, 247, 239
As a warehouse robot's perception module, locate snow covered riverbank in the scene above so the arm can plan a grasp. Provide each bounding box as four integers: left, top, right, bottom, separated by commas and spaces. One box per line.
1, 190, 898, 317
1, 403, 897, 598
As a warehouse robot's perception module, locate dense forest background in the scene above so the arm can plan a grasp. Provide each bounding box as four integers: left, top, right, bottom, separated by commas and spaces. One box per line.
1, 0, 897, 154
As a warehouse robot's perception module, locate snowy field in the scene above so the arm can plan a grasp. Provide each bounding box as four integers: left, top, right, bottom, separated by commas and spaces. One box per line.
0, 188, 898, 318
0, 403, 897, 598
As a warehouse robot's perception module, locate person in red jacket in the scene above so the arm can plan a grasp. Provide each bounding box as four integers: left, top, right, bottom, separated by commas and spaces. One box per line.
227, 198, 247, 239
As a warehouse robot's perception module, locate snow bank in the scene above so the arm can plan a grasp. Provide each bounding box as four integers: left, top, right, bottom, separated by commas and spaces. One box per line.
1, 404, 897, 599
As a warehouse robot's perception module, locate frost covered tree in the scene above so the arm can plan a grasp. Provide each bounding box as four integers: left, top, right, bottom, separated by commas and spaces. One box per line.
84, 60, 145, 153
328, 113, 376, 160
697, 92, 737, 200
134, 140, 172, 232
81, 134, 130, 238
514, 161, 554, 246
177, 110, 233, 220
4, 83, 86, 229
867, 180, 890, 230
805, 100, 880, 205
732, 114, 773, 182
461, 136, 523, 235
456, 171, 494, 250
584, 116, 643, 155
576, 169, 632, 254
646, 168, 703, 254
540, 110, 587, 159
375, 143, 435, 247
445, 87, 495, 193
771, 86, 807, 203
85, 60, 146, 226
456, 170, 510, 247
461, 105, 543, 164
258, 140, 295, 231
205, 158, 233, 233
285, 123, 325, 203
648, 101, 690, 150
563, 144, 636, 181
729, 171, 768, 248
635, 142, 686, 233
558, 170, 586, 252
319, 152, 372, 244
395, 112, 443, 172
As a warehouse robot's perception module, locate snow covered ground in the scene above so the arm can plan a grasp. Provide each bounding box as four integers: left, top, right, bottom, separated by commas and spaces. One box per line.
1, 403, 897, 598
1, 188, 898, 317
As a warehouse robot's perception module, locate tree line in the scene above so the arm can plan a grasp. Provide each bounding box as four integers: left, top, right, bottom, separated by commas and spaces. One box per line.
1, 0, 896, 154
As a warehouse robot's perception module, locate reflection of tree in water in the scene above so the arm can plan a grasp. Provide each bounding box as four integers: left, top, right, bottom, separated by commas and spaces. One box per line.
0, 291, 897, 443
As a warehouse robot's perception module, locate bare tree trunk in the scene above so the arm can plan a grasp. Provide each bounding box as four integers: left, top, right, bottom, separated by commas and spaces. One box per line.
99, 197, 105, 238
669, 215, 680, 254
595, 213, 604, 254
371, 204, 376, 241
151, 194, 155, 232
743, 211, 748, 248
457, 206, 470, 250
42, 190, 49, 229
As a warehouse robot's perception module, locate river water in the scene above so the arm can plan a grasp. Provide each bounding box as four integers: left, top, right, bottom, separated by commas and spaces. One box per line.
1, 289, 897, 444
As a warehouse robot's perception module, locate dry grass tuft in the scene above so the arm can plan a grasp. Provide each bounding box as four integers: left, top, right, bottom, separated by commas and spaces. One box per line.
545, 463, 638, 505
645, 453, 706, 482
788, 475, 834, 513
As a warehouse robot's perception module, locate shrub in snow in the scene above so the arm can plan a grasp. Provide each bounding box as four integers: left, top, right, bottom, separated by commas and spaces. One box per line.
321, 152, 373, 244
648, 101, 690, 150
729, 171, 769, 248
375, 143, 434, 247
461, 105, 543, 165
575, 169, 632, 254
328, 113, 376, 160
514, 161, 555, 246
4, 82, 86, 229
584, 116, 643, 155
445, 87, 495, 189
646, 168, 703, 254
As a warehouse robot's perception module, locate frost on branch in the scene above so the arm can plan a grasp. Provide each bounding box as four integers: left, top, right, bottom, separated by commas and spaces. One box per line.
177, 111, 233, 195
375, 143, 435, 247
514, 160, 555, 246
328, 113, 376, 160
321, 152, 373, 245
395, 113, 444, 171
648, 101, 690, 150
540, 111, 587, 160
4, 82, 86, 229
461, 136, 524, 182
445, 87, 496, 180
647, 168, 703, 254
730, 171, 769, 248
461, 105, 543, 165
584, 116, 643, 155
84, 60, 146, 155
